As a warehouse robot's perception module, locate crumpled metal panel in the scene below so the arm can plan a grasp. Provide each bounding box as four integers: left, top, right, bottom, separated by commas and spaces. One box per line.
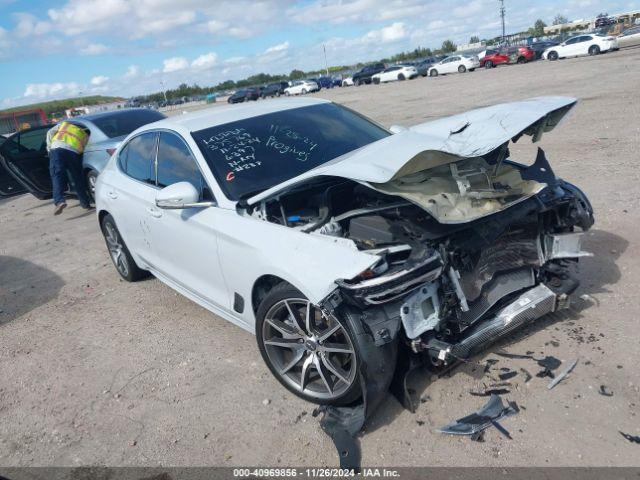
248, 96, 577, 205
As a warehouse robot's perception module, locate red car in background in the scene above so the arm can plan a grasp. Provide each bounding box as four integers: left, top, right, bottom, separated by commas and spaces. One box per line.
480, 45, 535, 68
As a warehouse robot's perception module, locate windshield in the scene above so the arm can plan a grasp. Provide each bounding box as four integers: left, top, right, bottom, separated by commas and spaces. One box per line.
91, 110, 165, 138
192, 103, 390, 200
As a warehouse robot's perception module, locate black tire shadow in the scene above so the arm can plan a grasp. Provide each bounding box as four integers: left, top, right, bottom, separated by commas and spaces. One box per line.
363, 228, 625, 432
0, 256, 65, 324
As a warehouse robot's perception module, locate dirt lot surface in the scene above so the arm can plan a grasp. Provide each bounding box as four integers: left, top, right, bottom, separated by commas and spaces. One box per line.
1, 47, 640, 468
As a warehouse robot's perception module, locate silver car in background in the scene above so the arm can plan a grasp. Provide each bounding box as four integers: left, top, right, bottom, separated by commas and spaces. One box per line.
70, 109, 166, 197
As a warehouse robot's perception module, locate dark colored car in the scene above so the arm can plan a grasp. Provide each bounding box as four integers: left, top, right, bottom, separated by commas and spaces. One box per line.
595, 15, 616, 28
316, 76, 335, 89
261, 82, 290, 98
416, 57, 438, 76
480, 46, 535, 68
530, 41, 559, 59
228, 88, 260, 104
0, 134, 27, 197
352, 63, 386, 85
331, 76, 343, 87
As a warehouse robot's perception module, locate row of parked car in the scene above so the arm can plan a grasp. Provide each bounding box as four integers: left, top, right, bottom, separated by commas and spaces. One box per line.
225, 28, 639, 102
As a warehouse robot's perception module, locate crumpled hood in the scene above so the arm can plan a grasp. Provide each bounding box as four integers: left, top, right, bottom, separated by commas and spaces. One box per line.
248, 96, 576, 205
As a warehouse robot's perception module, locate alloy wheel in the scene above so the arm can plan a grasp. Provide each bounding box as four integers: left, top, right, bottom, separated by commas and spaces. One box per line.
104, 222, 129, 278
261, 298, 357, 401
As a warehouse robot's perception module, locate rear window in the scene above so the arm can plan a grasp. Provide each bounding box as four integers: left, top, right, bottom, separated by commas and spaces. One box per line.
91, 110, 165, 138
192, 103, 390, 201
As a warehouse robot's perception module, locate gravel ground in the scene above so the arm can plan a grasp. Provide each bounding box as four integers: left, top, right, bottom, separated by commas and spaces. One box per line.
1, 47, 640, 468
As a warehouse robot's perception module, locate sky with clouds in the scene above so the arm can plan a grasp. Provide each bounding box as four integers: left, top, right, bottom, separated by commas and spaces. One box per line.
1, 0, 638, 107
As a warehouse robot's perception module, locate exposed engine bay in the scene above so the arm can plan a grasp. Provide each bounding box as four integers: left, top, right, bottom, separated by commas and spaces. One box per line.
243, 141, 594, 366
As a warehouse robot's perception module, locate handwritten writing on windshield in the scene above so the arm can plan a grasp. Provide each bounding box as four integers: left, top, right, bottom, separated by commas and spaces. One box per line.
199, 125, 319, 175
201, 128, 262, 173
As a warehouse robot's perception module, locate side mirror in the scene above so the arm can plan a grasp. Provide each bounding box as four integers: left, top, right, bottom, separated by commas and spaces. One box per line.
155, 182, 214, 209
389, 125, 408, 134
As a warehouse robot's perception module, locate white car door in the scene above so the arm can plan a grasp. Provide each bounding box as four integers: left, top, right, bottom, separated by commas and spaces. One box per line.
561, 36, 584, 57
445, 57, 460, 74
149, 131, 232, 314
109, 131, 160, 265
437, 58, 451, 74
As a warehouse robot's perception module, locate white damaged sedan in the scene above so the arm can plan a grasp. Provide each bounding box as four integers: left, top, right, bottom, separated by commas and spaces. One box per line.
96, 97, 594, 405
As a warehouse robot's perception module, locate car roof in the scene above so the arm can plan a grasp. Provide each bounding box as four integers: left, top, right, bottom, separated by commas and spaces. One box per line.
142, 97, 331, 133
74, 108, 156, 122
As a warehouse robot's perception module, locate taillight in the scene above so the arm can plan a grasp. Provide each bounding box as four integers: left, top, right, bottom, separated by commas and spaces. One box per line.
106, 148, 116, 156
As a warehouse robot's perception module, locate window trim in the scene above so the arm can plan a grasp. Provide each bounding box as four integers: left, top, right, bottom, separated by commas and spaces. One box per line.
154, 129, 217, 203
116, 131, 160, 189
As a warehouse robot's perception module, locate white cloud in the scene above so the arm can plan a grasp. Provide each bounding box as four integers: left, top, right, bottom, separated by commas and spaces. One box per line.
13, 13, 51, 37
23, 82, 81, 99
47, 0, 131, 35
264, 41, 289, 54
163, 56, 189, 73
124, 65, 141, 78
362, 22, 408, 44
80, 43, 108, 55
90, 75, 109, 86
191, 52, 218, 69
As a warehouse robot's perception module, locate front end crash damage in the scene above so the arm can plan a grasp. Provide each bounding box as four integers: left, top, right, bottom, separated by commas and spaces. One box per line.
243, 97, 594, 468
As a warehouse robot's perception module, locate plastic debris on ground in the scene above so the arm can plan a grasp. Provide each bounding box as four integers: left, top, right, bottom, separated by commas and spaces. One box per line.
436, 394, 519, 440
547, 358, 578, 390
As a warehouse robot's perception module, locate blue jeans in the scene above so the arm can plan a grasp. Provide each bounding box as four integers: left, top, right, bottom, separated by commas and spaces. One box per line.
49, 148, 91, 207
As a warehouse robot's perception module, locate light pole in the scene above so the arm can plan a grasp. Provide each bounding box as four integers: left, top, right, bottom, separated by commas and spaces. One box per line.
499, 0, 506, 44
160, 80, 168, 103
323, 44, 329, 76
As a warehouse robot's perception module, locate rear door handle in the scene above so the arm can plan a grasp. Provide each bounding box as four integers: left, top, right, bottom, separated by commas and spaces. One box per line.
146, 207, 162, 218
107, 191, 118, 199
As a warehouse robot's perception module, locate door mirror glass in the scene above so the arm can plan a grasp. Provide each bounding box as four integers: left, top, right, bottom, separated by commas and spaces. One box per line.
389, 125, 408, 134
156, 181, 212, 209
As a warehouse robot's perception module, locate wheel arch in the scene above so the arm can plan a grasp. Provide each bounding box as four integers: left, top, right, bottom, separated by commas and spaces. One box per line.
251, 274, 298, 315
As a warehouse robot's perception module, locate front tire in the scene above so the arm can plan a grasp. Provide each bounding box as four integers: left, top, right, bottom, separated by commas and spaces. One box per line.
100, 214, 148, 282
548, 50, 559, 61
458, 65, 467, 73
517, 56, 526, 64
301, 88, 307, 94
589, 45, 601, 55
398, 73, 405, 81
256, 284, 361, 405
429, 69, 438, 77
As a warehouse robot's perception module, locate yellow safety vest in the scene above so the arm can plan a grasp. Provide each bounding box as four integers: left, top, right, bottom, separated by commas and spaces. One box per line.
52, 122, 89, 153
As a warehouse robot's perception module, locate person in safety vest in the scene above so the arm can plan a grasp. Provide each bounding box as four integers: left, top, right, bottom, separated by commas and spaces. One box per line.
46, 121, 92, 215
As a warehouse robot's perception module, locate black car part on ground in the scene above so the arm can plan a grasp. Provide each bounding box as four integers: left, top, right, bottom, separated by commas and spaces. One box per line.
436, 394, 519, 439
313, 299, 398, 471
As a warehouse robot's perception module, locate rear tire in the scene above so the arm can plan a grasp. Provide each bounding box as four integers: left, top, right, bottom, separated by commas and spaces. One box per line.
458, 65, 467, 73
100, 214, 148, 282
398, 73, 405, 81
372, 77, 380, 84
517, 56, 526, 64
256, 283, 362, 406
86, 169, 98, 202
589, 45, 601, 55
301, 89, 307, 94
485, 60, 494, 68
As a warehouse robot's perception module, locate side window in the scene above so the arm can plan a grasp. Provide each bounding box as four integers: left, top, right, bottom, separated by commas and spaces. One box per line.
119, 132, 156, 184
19, 129, 48, 152
156, 132, 212, 200
565, 37, 579, 45
579, 36, 591, 42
